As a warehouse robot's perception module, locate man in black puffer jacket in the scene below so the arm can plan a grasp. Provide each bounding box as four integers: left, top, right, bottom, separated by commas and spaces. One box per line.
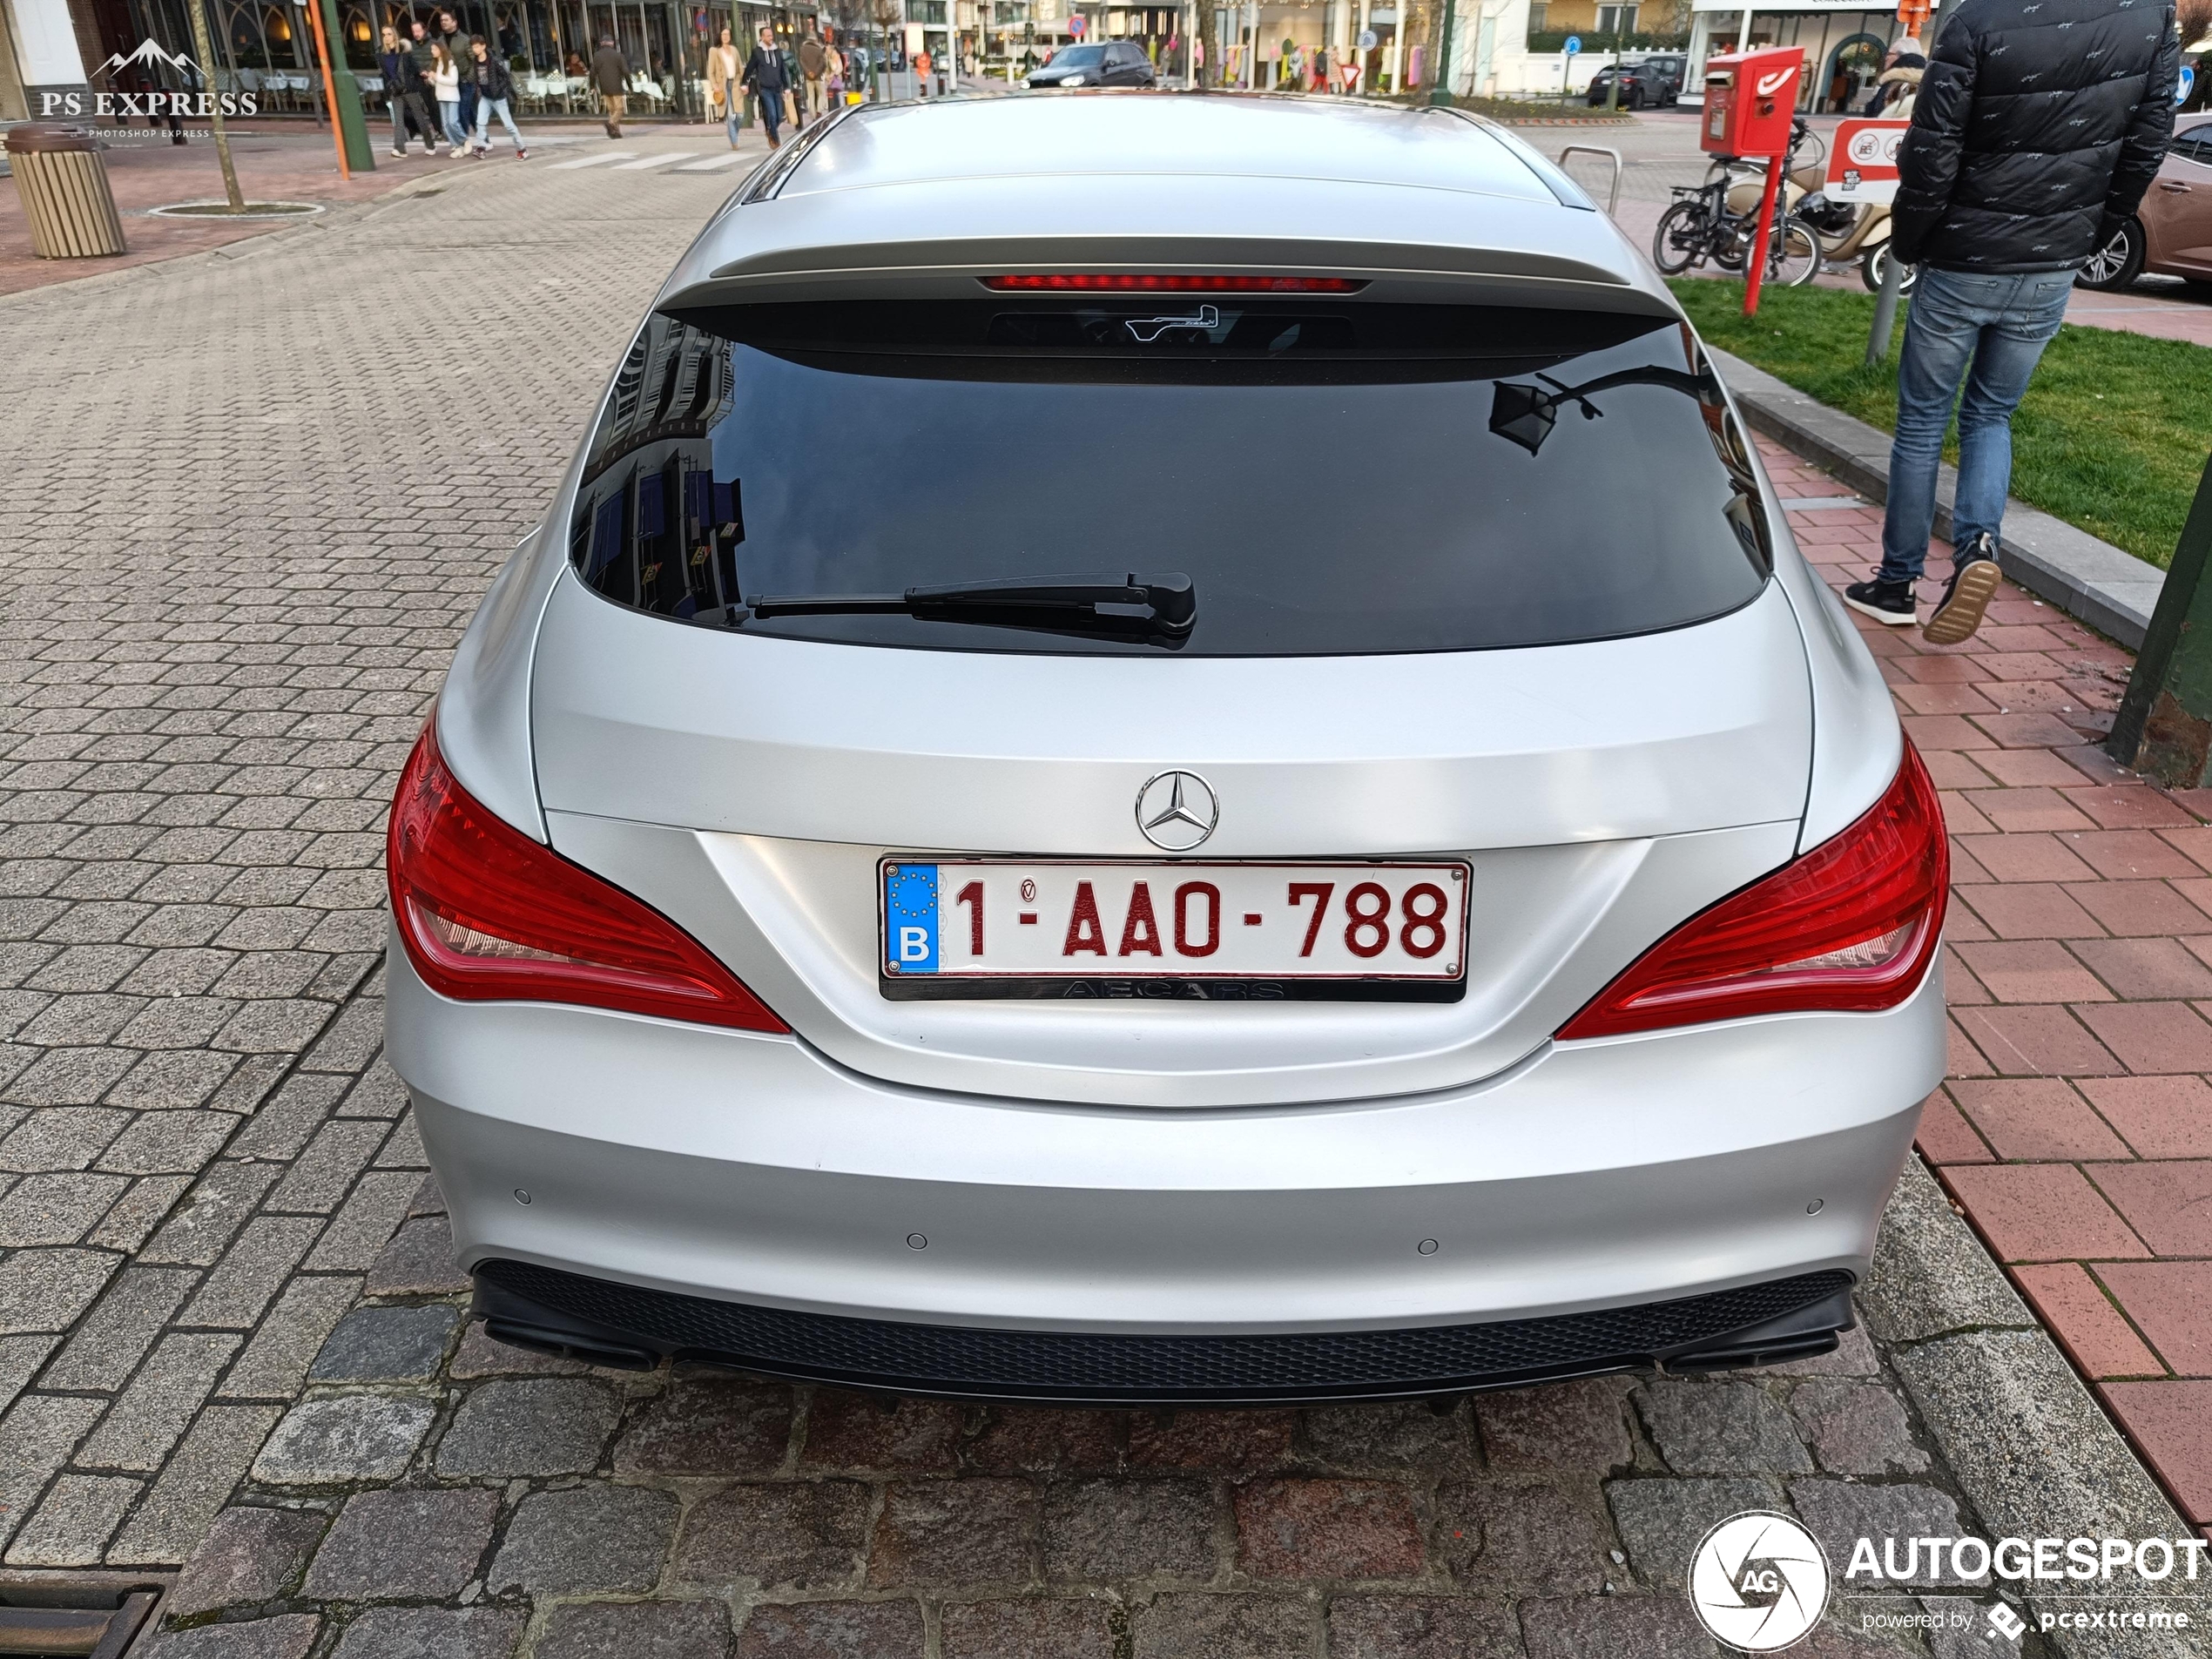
1844, 0, 2177, 645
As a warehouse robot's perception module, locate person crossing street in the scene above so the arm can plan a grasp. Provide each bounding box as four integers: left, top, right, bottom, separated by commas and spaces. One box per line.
592, 34, 631, 138
1843, 0, 2179, 644
380, 24, 442, 155
743, 24, 789, 149
469, 37, 528, 157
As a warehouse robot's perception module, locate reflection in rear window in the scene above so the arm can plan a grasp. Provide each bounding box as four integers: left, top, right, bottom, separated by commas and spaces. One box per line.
567, 300, 1770, 656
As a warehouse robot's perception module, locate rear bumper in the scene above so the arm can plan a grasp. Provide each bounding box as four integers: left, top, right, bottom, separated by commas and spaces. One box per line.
388, 940, 1941, 1382
471, 1257, 1858, 1403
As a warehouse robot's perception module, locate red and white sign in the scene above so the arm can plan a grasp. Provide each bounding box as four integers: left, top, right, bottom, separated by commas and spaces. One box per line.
1824, 118, 1910, 204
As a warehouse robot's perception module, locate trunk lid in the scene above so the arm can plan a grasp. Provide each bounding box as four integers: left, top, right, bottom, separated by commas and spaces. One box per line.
528, 572, 1811, 1107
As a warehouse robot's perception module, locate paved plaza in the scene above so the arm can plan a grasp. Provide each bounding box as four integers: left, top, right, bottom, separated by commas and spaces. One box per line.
0, 119, 2206, 1657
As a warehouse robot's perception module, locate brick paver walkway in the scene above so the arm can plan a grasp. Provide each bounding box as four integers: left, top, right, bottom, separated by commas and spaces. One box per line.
1770, 445, 2212, 1545
0, 128, 2199, 1657
0, 131, 763, 1571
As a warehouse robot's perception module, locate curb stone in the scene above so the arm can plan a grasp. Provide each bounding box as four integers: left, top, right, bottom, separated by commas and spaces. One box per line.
1708, 346, 2167, 650
1860, 1159, 2202, 1659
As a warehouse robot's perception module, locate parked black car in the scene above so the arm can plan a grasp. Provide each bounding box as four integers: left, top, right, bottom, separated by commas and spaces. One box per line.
1026, 40, 1156, 88
1585, 53, 1684, 108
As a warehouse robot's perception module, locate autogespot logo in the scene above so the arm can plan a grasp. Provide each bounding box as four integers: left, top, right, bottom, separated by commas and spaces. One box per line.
1690, 1512, 1831, 1652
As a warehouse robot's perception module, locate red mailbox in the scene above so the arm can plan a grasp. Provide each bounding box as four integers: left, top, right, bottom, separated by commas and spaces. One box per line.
1700, 46, 1803, 157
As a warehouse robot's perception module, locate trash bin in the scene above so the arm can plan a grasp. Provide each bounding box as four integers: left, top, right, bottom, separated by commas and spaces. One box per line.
4, 124, 126, 259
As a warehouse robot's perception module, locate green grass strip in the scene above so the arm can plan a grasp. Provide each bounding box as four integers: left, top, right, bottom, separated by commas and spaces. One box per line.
1668, 277, 2212, 570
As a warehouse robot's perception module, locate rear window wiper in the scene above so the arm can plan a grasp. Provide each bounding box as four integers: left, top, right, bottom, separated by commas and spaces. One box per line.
745, 571, 1196, 637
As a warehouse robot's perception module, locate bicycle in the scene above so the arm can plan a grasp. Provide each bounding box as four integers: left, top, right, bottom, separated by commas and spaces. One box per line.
1649, 118, 1822, 289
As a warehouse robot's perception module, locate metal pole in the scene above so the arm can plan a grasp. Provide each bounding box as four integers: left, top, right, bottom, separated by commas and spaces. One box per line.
186, 0, 249, 212
304, 0, 348, 176
1427, 0, 1454, 104
1740, 152, 1784, 315
308, 0, 376, 173
1864, 242, 1905, 365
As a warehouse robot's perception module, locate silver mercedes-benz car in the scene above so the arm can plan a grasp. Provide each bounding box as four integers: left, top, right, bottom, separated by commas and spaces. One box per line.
384, 92, 1949, 1403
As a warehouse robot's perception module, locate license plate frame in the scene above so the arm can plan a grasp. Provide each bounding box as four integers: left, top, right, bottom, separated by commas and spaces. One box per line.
878, 858, 1472, 1003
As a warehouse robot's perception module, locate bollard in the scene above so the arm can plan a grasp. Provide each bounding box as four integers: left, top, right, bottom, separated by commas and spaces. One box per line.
2107, 452, 2212, 784
1865, 241, 1905, 367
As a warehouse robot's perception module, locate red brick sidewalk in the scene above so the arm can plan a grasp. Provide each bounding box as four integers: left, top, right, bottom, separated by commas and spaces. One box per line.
1767, 435, 2212, 1544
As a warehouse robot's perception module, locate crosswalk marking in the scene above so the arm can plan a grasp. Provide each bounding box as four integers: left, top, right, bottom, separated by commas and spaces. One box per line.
547, 152, 624, 170
612, 152, 699, 169
672, 152, 749, 172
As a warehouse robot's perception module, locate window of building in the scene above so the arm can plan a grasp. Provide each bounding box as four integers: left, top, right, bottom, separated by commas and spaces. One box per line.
1595, 3, 1636, 31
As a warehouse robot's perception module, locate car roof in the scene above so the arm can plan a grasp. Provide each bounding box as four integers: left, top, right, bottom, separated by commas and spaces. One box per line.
656, 94, 1678, 318
783, 93, 1565, 201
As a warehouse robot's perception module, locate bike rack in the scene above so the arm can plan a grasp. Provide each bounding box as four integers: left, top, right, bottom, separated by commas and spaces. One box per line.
1556, 144, 1622, 216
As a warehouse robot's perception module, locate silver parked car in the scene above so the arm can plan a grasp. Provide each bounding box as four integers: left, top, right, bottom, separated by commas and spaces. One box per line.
385, 93, 1949, 1403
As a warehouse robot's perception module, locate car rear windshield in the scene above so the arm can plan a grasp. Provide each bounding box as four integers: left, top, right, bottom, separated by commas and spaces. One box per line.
566, 297, 1770, 656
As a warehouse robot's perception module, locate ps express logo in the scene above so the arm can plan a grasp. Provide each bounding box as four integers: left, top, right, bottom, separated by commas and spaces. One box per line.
37, 37, 260, 118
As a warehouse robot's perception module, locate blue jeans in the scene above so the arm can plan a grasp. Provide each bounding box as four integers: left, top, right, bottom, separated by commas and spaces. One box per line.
439, 99, 469, 149
1878, 266, 2074, 585
725, 103, 742, 144
473, 95, 522, 147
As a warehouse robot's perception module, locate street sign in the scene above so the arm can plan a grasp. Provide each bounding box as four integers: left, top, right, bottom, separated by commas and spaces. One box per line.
1357, 27, 1378, 50
1824, 117, 1909, 204
1069, 11, 1085, 33
1563, 33, 1581, 53
2180, 64, 2195, 107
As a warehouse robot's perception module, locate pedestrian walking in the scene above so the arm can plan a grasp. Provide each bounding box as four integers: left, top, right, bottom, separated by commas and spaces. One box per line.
744, 24, 788, 147
469, 37, 527, 156
592, 33, 631, 137
799, 29, 828, 125
914, 46, 931, 96
380, 23, 442, 154
428, 43, 469, 156
705, 24, 741, 140
408, 17, 439, 106
825, 30, 846, 105
438, 10, 478, 139
1843, 0, 2178, 644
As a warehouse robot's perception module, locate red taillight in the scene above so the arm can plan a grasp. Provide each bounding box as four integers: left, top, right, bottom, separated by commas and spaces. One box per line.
387, 723, 787, 1033
979, 273, 1366, 293
1558, 743, 1948, 1041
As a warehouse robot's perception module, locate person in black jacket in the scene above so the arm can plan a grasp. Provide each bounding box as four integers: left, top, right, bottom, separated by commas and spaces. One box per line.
1843, 0, 2178, 644
468, 37, 528, 157
743, 24, 789, 150
381, 23, 443, 155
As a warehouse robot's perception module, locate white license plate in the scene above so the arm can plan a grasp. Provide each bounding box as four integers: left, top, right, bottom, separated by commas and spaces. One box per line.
880, 860, 1470, 981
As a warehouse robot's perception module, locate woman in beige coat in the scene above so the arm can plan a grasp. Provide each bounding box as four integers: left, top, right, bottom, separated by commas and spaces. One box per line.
705, 26, 743, 145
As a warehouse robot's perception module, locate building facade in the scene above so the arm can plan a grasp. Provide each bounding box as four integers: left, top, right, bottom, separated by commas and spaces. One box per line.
0, 0, 827, 123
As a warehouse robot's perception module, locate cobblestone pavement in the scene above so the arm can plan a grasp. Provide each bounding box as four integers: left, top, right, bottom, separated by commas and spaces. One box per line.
0, 124, 2201, 1659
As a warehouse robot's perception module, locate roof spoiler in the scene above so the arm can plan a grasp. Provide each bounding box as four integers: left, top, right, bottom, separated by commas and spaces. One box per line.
659, 235, 1683, 319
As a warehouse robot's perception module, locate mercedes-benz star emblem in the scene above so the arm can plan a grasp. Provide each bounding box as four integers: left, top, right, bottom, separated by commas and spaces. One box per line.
1135, 770, 1219, 852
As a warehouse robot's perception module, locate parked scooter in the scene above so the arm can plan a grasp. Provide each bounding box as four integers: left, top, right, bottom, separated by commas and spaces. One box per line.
1718, 128, 1919, 295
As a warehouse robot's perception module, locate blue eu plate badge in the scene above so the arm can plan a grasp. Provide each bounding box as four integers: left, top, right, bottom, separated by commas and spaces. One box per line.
884, 863, 939, 974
